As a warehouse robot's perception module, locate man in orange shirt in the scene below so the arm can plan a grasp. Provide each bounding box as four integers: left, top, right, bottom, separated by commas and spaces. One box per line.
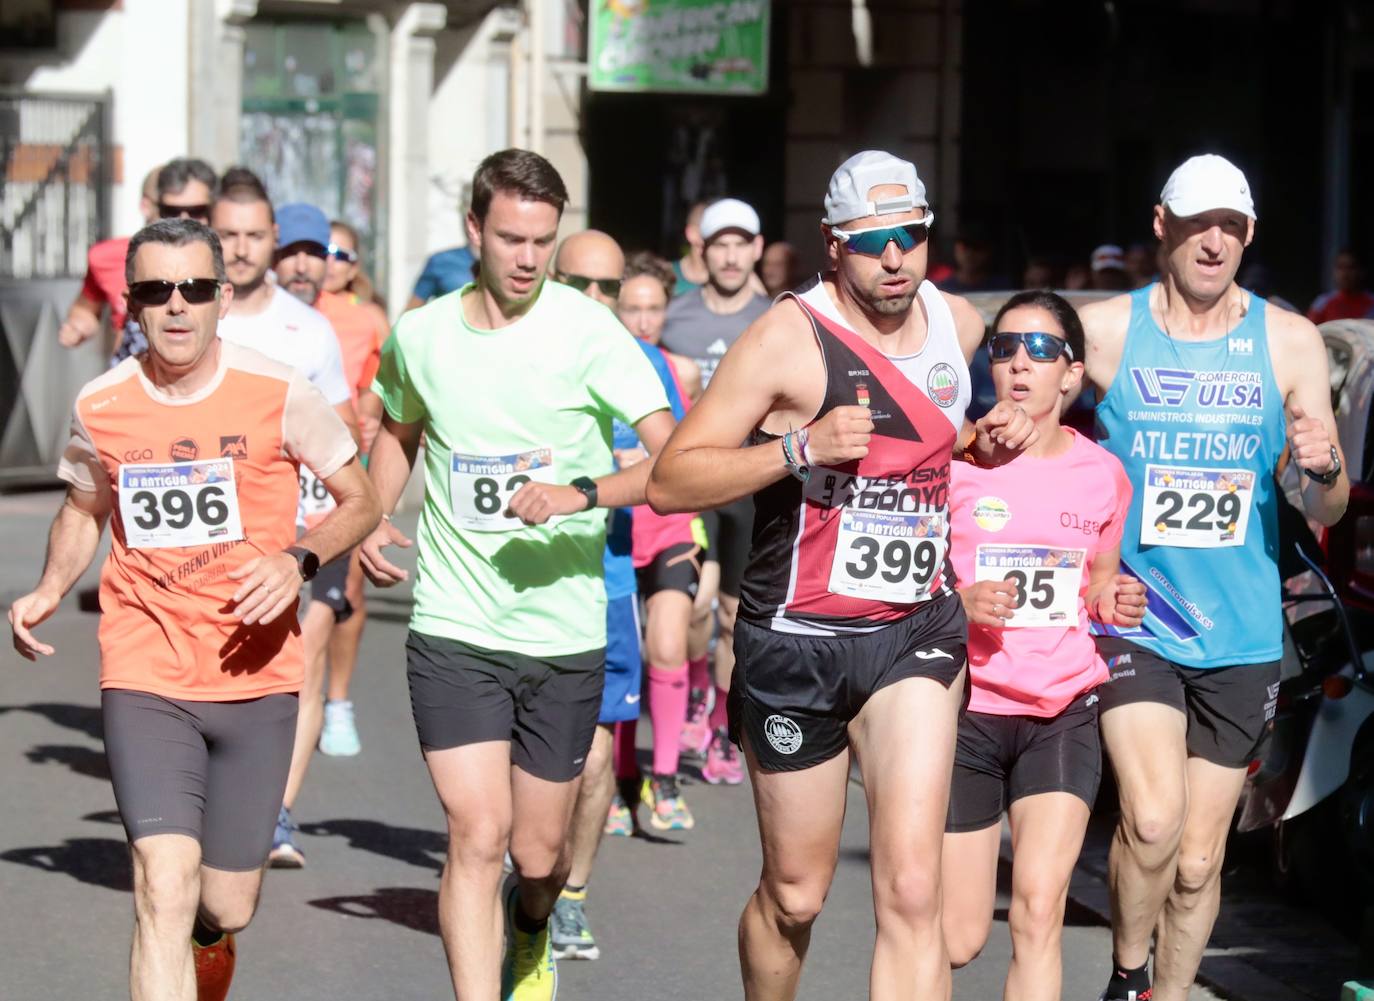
8, 218, 380, 1001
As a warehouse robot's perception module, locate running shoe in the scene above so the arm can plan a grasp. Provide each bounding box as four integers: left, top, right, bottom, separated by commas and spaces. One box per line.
678, 687, 712, 758
702, 728, 744, 785
603, 792, 633, 837
319, 698, 361, 756
640, 773, 696, 830
268, 806, 305, 868
193, 932, 236, 1001
550, 888, 600, 960
502, 886, 558, 1001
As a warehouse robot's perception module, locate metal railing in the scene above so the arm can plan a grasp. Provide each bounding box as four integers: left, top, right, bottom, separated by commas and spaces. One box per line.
0, 90, 111, 279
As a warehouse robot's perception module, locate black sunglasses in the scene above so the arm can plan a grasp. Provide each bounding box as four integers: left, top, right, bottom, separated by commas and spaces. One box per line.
326, 243, 359, 264
559, 273, 622, 297
128, 278, 222, 306
989, 331, 1074, 362
158, 202, 211, 222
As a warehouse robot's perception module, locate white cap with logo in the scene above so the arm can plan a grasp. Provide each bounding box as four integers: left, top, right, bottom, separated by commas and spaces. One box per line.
700, 198, 761, 242
1159, 154, 1256, 221
823, 150, 930, 226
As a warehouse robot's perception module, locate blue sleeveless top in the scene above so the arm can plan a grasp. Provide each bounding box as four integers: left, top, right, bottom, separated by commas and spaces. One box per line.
1093, 284, 1286, 668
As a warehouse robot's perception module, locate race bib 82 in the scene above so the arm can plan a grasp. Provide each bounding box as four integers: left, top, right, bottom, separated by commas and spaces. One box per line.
450, 447, 559, 532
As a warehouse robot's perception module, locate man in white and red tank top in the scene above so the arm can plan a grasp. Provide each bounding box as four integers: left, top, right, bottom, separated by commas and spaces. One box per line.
649, 151, 1038, 1001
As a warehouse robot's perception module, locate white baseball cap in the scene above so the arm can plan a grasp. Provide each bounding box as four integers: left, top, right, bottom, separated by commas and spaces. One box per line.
823, 150, 929, 226
1091, 244, 1126, 272
1159, 154, 1256, 221
700, 198, 761, 242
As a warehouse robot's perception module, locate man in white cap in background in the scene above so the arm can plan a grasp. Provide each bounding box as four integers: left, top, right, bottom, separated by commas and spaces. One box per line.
1091, 243, 1132, 291
648, 150, 1035, 1001
661, 197, 773, 787
1081, 154, 1347, 1001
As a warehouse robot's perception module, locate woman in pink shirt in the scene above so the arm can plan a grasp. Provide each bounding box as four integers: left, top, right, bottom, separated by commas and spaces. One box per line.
942, 290, 1147, 1001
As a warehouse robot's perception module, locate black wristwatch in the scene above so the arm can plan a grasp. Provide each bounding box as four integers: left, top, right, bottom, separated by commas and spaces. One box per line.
570, 476, 598, 511
1304, 446, 1342, 487
286, 546, 320, 582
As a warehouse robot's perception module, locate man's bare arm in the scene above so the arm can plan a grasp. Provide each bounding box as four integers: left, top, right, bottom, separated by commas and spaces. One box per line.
1077, 293, 1133, 395
649, 305, 847, 514
358, 414, 423, 585
9, 485, 111, 658
1271, 307, 1349, 525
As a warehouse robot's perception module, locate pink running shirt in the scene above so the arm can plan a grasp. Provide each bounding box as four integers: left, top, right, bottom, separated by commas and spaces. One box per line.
949, 428, 1132, 717
632, 354, 697, 567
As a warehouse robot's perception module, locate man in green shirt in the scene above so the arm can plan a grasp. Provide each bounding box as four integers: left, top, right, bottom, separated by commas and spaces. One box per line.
360, 149, 673, 1001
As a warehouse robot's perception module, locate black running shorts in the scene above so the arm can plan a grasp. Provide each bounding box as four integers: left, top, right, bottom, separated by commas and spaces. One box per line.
636, 541, 702, 599
700, 495, 754, 598
1094, 636, 1279, 768
102, 689, 298, 871
729, 593, 967, 773
310, 551, 353, 622
946, 690, 1102, 833
405, 630, 604, 782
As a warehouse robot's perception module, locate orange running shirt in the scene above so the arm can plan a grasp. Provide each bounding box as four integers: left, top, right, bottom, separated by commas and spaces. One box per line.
58, 340, 357, 701
316, 290, 389, 402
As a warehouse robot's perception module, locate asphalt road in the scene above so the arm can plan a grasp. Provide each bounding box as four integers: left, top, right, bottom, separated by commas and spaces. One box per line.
0, 487, 1336, 999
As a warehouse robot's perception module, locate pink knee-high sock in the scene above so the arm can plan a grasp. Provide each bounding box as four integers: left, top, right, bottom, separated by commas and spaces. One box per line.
687, 654, 711, 694
709, 683, 730, 730
648, 664, 690, 776
613, 719, 640, 781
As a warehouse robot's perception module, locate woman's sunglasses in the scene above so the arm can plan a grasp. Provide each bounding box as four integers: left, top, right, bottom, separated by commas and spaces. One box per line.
988, 331, 1074, 362
327, 243, 359, 264
128, 278, 221, 306
831, 215, 935, 256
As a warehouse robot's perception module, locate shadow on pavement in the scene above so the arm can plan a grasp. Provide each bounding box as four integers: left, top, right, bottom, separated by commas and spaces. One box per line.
2, 838, 131, 892
298, 818, 446, 872
24, 743, 109, 780
0, 702, 103, 740
83, 810, 122, 825
309, 886, 439, 936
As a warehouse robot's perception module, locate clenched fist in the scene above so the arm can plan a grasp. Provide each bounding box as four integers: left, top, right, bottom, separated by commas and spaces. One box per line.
960, 578, 1020, 628
1286, 403, 1338, 479
971, 401, 1040, 463
1094, 573, 1147, 627
804, 406, 874, 467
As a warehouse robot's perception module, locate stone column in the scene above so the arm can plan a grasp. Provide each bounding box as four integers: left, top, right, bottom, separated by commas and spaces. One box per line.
188, 0, 258, 167
387, 2, 448, 310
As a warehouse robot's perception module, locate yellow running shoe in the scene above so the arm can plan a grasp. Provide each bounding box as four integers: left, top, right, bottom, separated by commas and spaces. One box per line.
501, 886, 558, 1000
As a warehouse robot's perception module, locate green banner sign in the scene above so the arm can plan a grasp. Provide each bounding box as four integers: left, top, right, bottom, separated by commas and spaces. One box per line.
589, 0, 770, 96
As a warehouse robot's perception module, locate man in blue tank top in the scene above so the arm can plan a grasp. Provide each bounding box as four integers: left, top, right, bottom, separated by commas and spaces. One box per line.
1080, 154, 1348, 1001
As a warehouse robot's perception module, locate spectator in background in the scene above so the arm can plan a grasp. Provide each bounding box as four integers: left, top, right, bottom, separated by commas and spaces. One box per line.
1022, 256, 1057, 290
1064, 260, 1091, 291
759, 240, 803, 298
943, 223, 1010, 292
672, 200, 710, 296
1308, 249, 1374, 324
1124, 242, 1157, 289
405, 243, 476, 310
326, 220, 385, 311
1090, 244, 1132, 291
59, 159, 217, 361
1239, 261, 1299, 314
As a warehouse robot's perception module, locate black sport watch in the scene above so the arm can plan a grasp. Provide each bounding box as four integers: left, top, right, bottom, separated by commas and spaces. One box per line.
570, 476, 598, 511
1304, 446, 1342, 487
286, 546, 320, 581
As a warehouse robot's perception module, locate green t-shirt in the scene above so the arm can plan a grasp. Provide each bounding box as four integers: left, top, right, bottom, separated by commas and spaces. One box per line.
373, 279, 670, 655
